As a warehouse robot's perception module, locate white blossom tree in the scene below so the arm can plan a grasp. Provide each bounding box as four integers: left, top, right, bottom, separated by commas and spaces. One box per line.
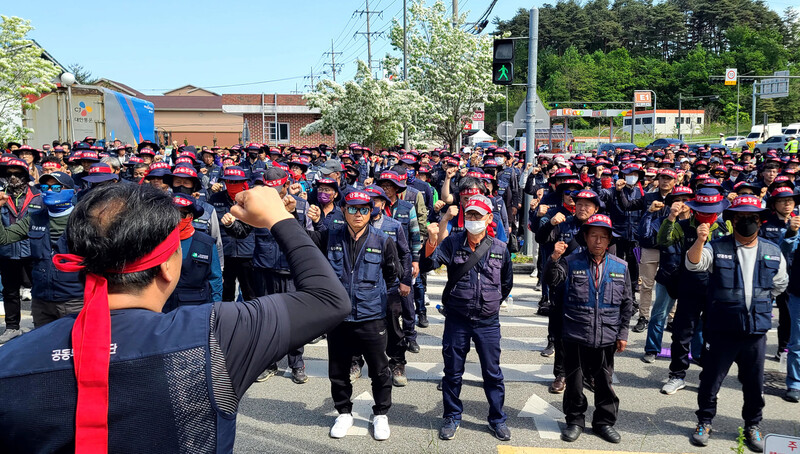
301, 60, 428, 150
390, 1, 501, 151
0, 16, 61, 144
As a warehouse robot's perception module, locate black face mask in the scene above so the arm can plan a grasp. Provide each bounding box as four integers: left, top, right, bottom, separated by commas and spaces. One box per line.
248, 152, 258, 160
6, 175, 26, 194
346, 173, 358, 185
734, 217, 760, 237
172, 185, 194, 195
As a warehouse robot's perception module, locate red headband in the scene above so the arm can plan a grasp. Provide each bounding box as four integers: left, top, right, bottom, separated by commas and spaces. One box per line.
263, 175, 289, 188
460, 188, 482, 196
52, 226, 181, 452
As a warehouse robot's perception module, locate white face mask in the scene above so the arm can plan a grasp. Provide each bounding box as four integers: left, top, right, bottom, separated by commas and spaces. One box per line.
495, 156, 505, 165
465, 220, 487, 235
624, 175, 639, 186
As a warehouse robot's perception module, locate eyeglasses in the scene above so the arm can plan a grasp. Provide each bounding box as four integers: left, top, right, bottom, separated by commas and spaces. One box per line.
346, 206, 371, 216
38, 184, 64, 192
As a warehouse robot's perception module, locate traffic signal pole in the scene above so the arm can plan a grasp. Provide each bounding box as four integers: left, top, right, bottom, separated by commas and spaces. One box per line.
523, 7, 538, 256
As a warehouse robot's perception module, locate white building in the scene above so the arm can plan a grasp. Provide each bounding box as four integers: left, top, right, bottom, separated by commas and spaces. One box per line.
623, 109, 705, 136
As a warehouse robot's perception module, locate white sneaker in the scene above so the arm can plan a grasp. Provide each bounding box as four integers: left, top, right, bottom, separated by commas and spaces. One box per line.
20, 288, 31, 301
330, 413, 353, 438
529, 270, 537, 278
372, 414, 390, 441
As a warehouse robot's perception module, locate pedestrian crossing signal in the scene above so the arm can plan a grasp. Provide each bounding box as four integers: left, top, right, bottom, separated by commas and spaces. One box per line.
493, 62, 513, 85
492, 39, 514, 86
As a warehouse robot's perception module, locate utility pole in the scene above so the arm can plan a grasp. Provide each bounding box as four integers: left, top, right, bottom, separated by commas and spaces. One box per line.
403, 0, 409, 150
323, 39, 343, 82
452, 0, 458, 27
523, 7, 539, 256
355, 0, 383, 72
304, 67, 319, 91
751, 80, 759, 128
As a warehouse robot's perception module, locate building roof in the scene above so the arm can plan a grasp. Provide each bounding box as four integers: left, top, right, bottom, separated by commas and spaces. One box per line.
163, 85, 220, 96
96, 79, 148, 98
221, 94, 319, 115
631, 109, 704, 115
144, 95, 222, 111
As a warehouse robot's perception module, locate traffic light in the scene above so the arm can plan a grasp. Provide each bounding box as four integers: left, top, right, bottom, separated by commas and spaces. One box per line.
492, 39, 514, 85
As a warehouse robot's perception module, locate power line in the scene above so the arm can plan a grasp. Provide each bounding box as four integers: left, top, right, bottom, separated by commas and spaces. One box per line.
354, 0, 385, 71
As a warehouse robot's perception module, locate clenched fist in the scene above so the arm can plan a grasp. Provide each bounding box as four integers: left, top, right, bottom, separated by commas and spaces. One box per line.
550, 212, 566, 225
283, 194, 297, 213
229, 186, 293, 229
696, 222, 710, 242
221, 212, 236, 227
648, 201, 665, 213
427, 221, 440, 241
308, 205, 321, 223
433, 200, 447, 212
446, 205, 459, 220
537, 204, 549, 217
788, 215, 800, 232
551, 241, 568, 261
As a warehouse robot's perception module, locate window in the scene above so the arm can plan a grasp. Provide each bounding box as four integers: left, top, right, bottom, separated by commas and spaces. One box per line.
696, 117, 702, 124
635, 118, 641, 125
624, 119, 631, 126
657, 117, 666, 124
268, 122, 290, 142
642, 117, 653, 125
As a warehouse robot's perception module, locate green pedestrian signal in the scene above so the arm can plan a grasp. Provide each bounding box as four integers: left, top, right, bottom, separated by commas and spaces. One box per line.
492, 62, 513, 86
492, 39, 514, 86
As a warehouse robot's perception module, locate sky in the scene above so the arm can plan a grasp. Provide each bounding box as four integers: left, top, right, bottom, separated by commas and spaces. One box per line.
4, 0, 796, 96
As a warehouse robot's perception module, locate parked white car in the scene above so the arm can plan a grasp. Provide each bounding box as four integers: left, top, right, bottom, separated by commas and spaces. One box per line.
753, 135, 792, 153
724, 136, 747, 149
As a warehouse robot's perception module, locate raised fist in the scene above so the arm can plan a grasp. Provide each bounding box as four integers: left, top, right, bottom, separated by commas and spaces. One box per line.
550, 212, 566, 226
670, 201, 684, 219
427, 221, 440, 241
615, 178, 626, 191
283, 194, 297, 213
789, 215, 800, 232
446, 205, 459, 219
446, 167, 457, 179
696, 222, 710, 242
537, 204, 549, 217
649, 201, 665, 213
308, 205, 321, 223
433, 200, 446, 212
551, 241, 568, 261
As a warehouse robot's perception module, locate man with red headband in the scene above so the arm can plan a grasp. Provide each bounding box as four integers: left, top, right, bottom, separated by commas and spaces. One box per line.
0, 183, 350, 452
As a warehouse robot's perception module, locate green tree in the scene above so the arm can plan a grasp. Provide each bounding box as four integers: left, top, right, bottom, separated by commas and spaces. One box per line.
389, 1, 501, 150
0, 16, 61, 144
66, 63, 98, 85
301, 60, 427, 150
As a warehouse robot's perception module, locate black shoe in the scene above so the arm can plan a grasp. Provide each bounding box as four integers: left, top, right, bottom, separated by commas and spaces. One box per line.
536, 301, 551, 316
256, 365, 279, 382
309, 335, 325, 344
594, 425, 621, 444
437, 380, 443, 391
417, 313, 429, 328
744, 425, 764, 453
541, 340, 555, 357
439, 417, 459, 440
632, 316, 648, 333
407, 339, 420, 353
690, 423, 712, 447
489, 422, 511, 441
561, 424, 582, 442
291, 367, 308, 384
665, 320, 674, 333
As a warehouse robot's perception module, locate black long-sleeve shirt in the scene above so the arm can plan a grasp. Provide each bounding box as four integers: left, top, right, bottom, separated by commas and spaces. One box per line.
212, 218, 351, 398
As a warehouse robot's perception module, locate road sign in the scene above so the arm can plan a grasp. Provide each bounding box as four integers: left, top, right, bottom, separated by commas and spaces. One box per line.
463, 122, 472, 131
725, 68, 738, 85
761, 70, 790, 99
634, 90, 652, 107
548, 108, 594, 117
764, 433, 800, 454
497, 121, 515, 141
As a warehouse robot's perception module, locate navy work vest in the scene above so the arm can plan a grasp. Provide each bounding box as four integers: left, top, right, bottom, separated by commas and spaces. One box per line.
496, 167, 514, 196
372, 215, 406, 291
706, 236, 780, 336
0, 188, 41, 259
253, 197, 309, 271
27, 209, 83, 302
390, 199, 414, 241
562, 252, 629, 348
192, 201, 215, 235
327, 225, 388, 322
0, 304, 237, 453
444, 233, 507, 319
164, 232, 215, 312
209, 192, 255, 258
676, 218, 729, 299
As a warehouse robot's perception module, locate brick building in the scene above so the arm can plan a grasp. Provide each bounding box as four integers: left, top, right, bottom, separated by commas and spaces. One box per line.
221, 94, 334, 147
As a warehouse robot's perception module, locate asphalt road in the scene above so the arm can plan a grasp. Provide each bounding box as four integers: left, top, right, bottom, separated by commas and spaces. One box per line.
231, 271, 800, 454
7, 271, 797, 453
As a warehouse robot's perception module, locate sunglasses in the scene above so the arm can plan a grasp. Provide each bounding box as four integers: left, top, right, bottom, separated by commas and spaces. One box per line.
346, 206, 371, 216
38, 184, 64, 192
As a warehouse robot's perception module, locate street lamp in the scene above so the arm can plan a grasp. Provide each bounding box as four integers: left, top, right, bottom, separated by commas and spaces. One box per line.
677, 94, 719, 140
60, 72, 77, 143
